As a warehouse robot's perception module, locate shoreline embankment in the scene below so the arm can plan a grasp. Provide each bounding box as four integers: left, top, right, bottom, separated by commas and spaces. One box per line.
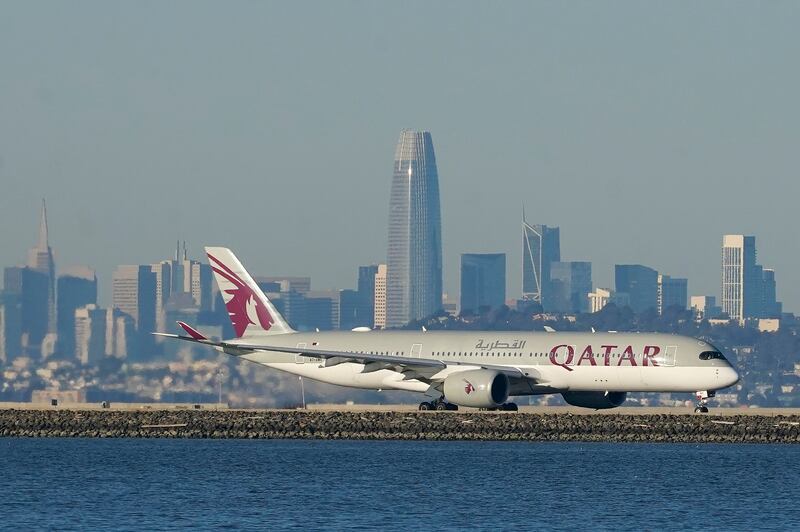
1, 409, 798, 443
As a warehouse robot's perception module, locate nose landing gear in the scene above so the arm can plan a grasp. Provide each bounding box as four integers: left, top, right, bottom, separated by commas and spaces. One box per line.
694, 390, 715, 413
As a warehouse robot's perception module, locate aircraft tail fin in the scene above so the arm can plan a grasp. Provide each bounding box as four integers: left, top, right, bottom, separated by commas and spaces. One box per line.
205, 247, 295, 338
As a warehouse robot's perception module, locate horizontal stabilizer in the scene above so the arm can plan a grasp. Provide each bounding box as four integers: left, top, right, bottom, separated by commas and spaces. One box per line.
178, 321, 207, 340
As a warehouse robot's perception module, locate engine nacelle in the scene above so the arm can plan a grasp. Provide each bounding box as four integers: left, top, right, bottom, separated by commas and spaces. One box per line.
443, 369, 510, 408
562, 391, 627, 409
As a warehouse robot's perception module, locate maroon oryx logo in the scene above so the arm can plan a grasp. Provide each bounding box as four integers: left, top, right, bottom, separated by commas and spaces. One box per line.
207, 252, 273, 337
464, 380, 475, 395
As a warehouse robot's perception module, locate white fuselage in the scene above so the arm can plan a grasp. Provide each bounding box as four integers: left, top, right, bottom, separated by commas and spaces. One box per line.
225, 330, 739, 397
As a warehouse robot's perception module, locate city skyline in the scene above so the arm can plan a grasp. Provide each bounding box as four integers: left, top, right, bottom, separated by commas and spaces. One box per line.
2, 3, 799, 311
1, 196, 788, 320
0, 194, 793, 314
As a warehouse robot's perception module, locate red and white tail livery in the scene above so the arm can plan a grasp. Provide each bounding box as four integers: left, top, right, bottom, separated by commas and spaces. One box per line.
205, 247, 294, 337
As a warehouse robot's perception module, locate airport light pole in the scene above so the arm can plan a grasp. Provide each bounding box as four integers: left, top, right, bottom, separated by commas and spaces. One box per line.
299, 376, 306, 409
216, 368, 224, 408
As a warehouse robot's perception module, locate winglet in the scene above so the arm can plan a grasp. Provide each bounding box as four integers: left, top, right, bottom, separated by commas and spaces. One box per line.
178, 321, 207, 340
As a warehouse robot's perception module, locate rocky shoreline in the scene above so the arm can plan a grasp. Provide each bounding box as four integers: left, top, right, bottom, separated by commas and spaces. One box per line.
1, 409, 799, 443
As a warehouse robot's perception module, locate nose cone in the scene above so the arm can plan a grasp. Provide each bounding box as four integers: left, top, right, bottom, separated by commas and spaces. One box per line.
720, 366, 740, 388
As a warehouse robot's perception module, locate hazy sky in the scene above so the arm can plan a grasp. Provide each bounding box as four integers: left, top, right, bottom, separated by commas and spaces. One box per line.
1, 1, 798, 310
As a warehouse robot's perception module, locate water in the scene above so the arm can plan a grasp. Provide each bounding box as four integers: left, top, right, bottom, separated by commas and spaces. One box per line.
1, 439, 798, 531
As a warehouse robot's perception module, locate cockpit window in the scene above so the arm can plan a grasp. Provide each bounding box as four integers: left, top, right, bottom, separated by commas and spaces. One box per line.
699, 351, 726, 361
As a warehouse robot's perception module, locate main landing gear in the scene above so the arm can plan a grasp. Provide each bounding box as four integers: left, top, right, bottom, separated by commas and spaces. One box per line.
694, 390, 715, 414
483, 403, 518, 412
418, 399, 519, 411
418, 398, 458, 411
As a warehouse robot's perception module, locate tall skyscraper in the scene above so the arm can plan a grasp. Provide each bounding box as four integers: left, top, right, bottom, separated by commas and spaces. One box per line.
0, 293, 22, 363
56, 267, 97, 358
761, 269, 781, 318
721, 235, 759, 321
356, 265, 379, 329
721, 235, 782, 321
105, 307, 135, 359
337, 289, 361, 330
189, 261, 213, 311
522, 214, 560, 309
27, 200, 56, 336
550, 261, 592, 314
74, 304, 106, 365
3, 266, 49, 351
374, 264, 387, 329
460, 253, 506, 314
386, 130, 442, 327
657, 274, 688, 315
112, 265, 157, 335
615, 264, 658, 314
151, 261, 172, 333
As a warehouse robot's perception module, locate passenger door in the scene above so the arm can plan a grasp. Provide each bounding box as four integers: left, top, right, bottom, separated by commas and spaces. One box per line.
410, 343, 422, 358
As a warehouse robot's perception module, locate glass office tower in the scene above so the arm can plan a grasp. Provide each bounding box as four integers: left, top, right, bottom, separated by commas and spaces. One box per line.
460, 253, 506, 314
522, 216, 560, 309
386, 130, 442, 327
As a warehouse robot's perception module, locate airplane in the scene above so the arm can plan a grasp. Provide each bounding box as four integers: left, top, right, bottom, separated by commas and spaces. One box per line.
156, 247, 740, 413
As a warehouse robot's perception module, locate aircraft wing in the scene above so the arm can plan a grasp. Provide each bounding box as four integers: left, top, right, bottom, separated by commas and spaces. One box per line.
234, 342, 533, 380
155, 331, 533, 382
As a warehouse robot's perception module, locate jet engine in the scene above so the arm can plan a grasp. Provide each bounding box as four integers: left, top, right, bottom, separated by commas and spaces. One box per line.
443, 369, 510, 408
562, 391, 627, 409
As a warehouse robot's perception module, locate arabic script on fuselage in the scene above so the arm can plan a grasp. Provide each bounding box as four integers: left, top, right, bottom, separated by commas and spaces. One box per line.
475, 339, 527, 351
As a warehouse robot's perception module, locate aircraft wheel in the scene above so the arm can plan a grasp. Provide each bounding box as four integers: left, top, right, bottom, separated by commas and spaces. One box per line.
435, 402, 449, 411
503, 403, 519, 412
694, 406, 709, 414
419, 402, 432, 411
